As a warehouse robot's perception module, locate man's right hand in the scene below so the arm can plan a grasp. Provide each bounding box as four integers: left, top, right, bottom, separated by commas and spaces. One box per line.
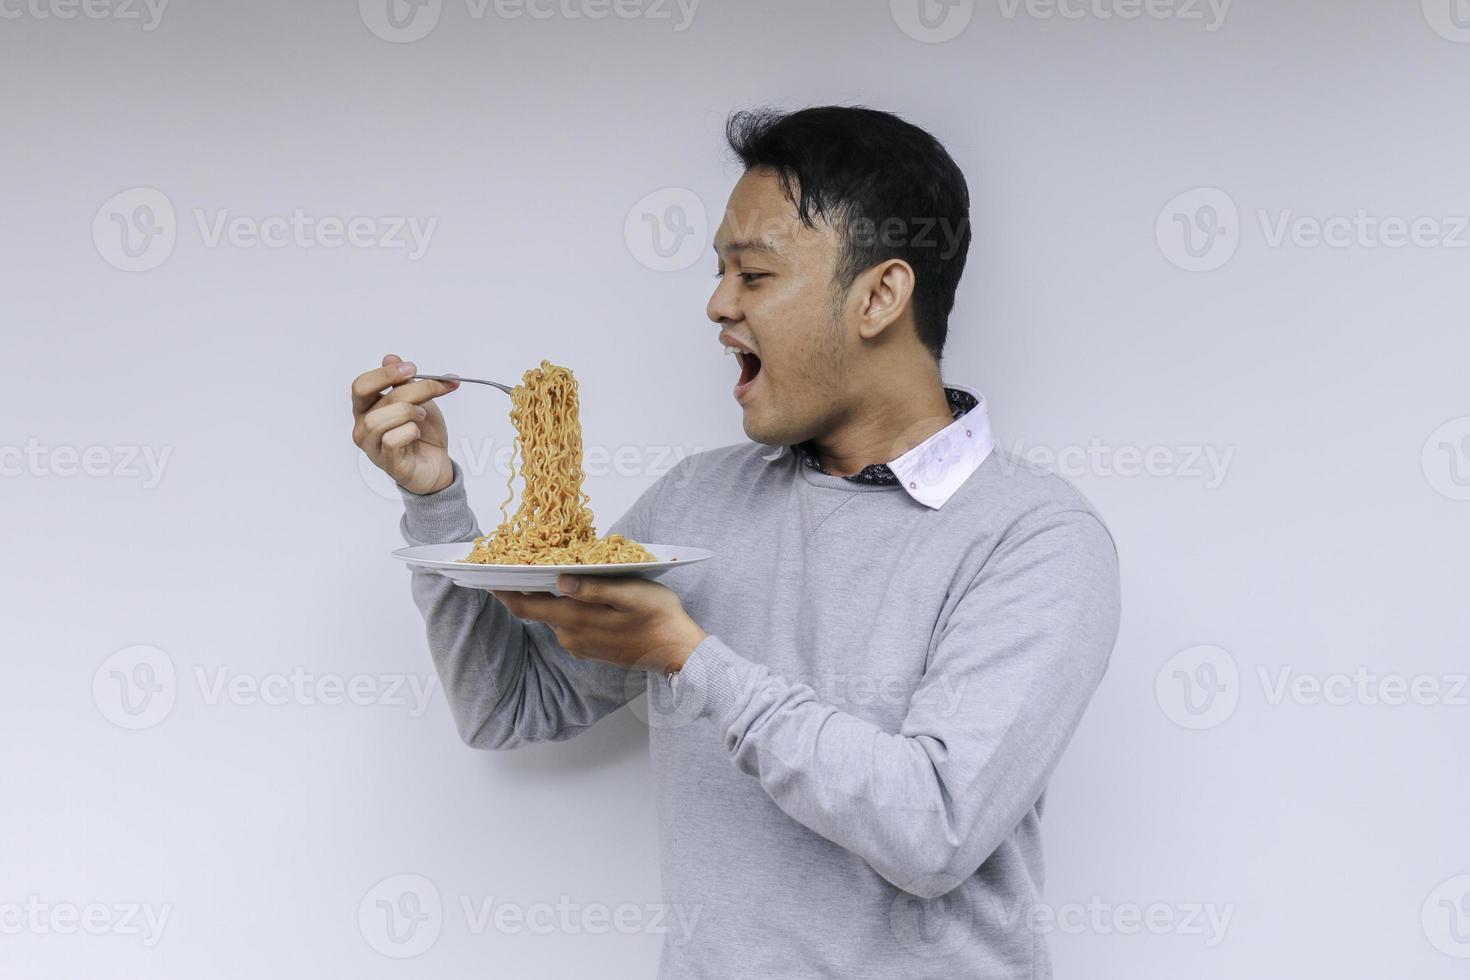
351, 353, 461, 496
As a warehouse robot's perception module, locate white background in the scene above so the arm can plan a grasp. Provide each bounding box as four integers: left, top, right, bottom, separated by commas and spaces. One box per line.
3, 0, 1468, 976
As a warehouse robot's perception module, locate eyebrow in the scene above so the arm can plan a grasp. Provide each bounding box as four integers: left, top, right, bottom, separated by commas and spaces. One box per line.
714, 238, 784, 258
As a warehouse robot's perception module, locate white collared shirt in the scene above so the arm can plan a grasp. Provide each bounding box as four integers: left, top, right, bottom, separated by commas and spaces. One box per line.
757, 382, 995, 510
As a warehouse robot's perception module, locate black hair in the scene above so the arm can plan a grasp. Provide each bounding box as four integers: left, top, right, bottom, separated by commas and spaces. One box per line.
724, 105, 972, 361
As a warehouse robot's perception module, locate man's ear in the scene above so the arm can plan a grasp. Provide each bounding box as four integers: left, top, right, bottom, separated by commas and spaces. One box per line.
853, 258, 916, 341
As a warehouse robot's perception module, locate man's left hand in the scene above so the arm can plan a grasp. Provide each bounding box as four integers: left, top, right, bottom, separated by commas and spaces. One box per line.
491, 577, 708, 675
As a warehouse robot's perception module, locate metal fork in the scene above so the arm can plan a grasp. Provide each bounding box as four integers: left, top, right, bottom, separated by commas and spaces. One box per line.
412, 374, 513, 395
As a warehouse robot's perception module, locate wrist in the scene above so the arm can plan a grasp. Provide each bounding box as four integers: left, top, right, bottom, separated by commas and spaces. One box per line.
660, 623, 707, 676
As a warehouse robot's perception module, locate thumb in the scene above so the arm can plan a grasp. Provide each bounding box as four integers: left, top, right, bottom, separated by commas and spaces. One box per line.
556, 575, 647, 609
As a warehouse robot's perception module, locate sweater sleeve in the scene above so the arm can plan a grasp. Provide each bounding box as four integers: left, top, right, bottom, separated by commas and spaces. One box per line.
670, 507, 1121, 899
398, 461, 668, 750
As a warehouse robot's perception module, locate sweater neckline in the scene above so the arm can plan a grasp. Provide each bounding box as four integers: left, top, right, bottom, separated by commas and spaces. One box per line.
794, 456, 907, 494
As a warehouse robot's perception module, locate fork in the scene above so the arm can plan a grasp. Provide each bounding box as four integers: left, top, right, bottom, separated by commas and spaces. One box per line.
412, 374, 514, 395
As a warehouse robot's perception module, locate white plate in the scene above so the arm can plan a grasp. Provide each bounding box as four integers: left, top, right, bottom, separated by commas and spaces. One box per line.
391, 542, 713, 593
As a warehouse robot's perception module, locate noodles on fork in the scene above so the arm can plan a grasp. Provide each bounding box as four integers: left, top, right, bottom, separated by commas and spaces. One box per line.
460, 360, 656, 566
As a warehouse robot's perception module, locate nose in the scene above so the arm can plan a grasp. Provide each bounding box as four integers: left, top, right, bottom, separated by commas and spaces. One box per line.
707, 274, 740, 325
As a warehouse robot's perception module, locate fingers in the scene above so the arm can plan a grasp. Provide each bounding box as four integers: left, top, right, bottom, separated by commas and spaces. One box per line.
351, 357, 418, 416
382, 421, 421, 451
555, 575, 647, 610
375, 377, 460, 410
356, 400, 425, 456
492, 590, 590, 628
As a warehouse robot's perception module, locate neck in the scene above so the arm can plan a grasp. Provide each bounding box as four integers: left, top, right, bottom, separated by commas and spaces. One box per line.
808, 357, 953, 478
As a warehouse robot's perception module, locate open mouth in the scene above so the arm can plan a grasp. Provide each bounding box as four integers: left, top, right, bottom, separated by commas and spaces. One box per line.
735, 350, 763, 389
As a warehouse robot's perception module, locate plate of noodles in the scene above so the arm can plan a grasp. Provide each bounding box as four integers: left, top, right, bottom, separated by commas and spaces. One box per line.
392, 359, 713, 593
392, 541, 713, 593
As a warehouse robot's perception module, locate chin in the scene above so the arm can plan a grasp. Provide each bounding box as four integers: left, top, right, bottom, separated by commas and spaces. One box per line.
741, 413, 777, 446
743, 413, 796, 449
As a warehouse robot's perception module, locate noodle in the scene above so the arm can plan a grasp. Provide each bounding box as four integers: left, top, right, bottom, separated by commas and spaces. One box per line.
460, 360, 657, 566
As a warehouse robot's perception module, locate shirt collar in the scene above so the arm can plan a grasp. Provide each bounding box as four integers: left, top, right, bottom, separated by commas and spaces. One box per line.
758, 382, 995, 509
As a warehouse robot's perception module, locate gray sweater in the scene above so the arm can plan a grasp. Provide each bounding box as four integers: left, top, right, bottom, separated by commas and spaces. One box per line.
399, 440, 1121, 979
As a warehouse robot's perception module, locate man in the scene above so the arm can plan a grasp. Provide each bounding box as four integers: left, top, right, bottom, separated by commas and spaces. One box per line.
351, 106, 1121, 978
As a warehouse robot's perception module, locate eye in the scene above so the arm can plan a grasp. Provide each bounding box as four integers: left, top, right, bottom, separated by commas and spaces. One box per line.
740, 272, 768, 285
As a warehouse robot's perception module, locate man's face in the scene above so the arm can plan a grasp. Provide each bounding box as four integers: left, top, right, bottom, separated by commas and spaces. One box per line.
707, 167, 853, 447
